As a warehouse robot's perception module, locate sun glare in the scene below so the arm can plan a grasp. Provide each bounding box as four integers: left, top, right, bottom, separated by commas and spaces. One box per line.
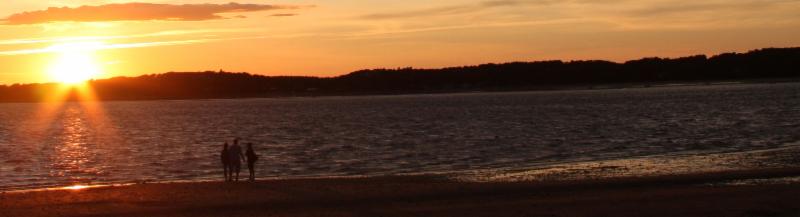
47, 42, 104, 84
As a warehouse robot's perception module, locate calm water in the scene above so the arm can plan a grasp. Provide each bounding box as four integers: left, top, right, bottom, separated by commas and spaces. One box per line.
1, 83, 800, 190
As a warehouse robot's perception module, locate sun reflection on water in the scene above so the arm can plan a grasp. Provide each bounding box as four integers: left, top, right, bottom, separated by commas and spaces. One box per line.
51, 106, 93, 179
63, 184, 89, 190
10, 82, 121, 187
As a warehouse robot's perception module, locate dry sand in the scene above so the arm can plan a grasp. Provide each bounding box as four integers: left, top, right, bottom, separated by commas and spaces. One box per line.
2, 167, 800, 217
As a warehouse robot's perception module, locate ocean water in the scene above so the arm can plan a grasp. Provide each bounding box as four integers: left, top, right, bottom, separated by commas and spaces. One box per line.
1, 83, 800, 190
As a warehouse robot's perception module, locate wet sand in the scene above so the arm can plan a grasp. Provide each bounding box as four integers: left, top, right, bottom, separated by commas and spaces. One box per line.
2, 168, 800, 217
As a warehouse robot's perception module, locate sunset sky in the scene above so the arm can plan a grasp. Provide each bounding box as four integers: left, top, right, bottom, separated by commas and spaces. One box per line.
0, 0, 799, 84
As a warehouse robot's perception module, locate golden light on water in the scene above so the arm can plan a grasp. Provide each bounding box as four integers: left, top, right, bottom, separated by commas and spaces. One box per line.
46, 42, 104, 84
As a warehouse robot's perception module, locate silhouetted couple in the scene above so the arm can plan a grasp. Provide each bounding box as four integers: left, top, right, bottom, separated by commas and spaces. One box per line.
221, 138, 258, 182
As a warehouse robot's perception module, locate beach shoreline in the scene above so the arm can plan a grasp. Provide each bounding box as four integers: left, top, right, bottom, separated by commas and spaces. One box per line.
2, 167, 800, 217
4, 141, 800, 192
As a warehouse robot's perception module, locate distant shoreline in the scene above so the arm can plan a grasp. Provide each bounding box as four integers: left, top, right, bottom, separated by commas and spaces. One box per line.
1, 47, 799, 103
1, 77, 798, 104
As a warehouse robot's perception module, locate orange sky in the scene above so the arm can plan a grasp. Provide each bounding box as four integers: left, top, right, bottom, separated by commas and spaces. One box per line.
1, 0, 799, 84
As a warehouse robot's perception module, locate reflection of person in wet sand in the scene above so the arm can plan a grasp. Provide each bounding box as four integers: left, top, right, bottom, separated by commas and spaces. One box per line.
246, 143, 259, 181
220, 142, 230, 181
228, 139, 246, 181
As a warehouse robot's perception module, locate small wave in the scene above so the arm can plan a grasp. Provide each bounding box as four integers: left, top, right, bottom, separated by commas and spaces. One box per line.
4, 159, 27, 164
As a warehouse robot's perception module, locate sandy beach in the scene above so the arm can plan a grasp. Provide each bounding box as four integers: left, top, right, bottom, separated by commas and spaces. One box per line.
2, 167, 800, 217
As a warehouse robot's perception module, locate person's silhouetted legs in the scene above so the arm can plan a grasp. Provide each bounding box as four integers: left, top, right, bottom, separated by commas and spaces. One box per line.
220, 142, 230, 182
248, 164, 255, 181
229, 138, 245, 182
227, 164, 234, 182
234, 166, 240, 181
246, 143, 258, 182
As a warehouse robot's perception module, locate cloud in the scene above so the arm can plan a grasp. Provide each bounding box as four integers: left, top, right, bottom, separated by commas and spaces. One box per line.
353, 0, 800, 31
627, 0, 797, 17
0, 33, 321, 56
0, 39, 212, 56
0, 28, 255, 45
359, 0, 553, 19
335, 18, 589, 40
270, 13, 298, 17
2, 2, 307, 25
600, 0, 800, 29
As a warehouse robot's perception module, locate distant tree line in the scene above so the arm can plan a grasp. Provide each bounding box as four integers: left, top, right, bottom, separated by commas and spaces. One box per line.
0, 47, 799, 102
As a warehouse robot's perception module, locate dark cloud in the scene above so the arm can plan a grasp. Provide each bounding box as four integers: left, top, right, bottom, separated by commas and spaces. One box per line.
2, 2, 307, 25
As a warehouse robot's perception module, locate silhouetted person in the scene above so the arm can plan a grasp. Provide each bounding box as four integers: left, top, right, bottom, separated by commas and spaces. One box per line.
246, 143, 259, 181
221, 142, 230, 181
228, 139, 246, 181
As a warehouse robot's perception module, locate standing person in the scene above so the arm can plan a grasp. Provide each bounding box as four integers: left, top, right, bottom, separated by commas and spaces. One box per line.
221, 142, 230, 181
245, 143, 259, 181
228, 139, 246, 181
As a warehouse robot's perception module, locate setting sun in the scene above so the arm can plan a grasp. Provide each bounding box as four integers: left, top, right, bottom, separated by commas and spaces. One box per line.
46, 42, 103, 84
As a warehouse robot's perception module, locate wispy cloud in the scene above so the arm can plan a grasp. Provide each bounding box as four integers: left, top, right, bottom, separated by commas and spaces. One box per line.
0, 32, 322, 56
353, 0, 800, 32
334, 18, 589, 40
0, 28, 255, 45
0, 39, 211, 55
626, 0, 798, 17
603, 0, 800, 29
270, 13, 299, 17
359, 0, 553, 19
2, 2, 309, 25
